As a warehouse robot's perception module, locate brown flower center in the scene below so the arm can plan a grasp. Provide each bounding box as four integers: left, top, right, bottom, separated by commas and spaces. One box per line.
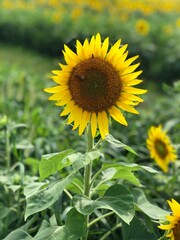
68, 57, 121, 112
173, 220, 180, 240
155, 140, 168, 159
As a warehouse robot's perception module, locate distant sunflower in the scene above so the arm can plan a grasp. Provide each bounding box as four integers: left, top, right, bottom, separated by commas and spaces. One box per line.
45, 33, 147, 139
135, 19, 150, 36
158, 199, 180, 240
146, 125, 177, 172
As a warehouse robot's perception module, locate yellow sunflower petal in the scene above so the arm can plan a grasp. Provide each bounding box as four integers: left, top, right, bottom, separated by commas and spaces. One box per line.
58, 63, 72, 72
97, 111, 109, 139
101, 37, 109, 58
166, 215, 178, 223
48, 91, 66, 101
108, 106, 127, 126
168, 199, 180, 214
123, 55, 139, 67
166, 231, 173, 238
91, 112, 97, 138
44, 85, 68, 93
120, 92, 144, 102
54, 92, 72, 105
106, 39, 121, 62
158, 224, 172, 230
51, 75, 69, 85
83, 38, 90, 58
94, 33, 102, 57
89, 35, 95, 55
72, 107, 83, 130
76, 40, 85, 59
111, 44, 128, 64
113, 51, 129, 70
60, 101, 75, 116
116, 101, 139, 114
121, 71, 142, 82
121, 63, 140, 75
63, 50, 77, 66
125, 79, 143, 86
64, 45, 78, 61
79, 111, 90, 136
123, 86, 147, 94
171, 199, 180, 212
67, 105, 79, 124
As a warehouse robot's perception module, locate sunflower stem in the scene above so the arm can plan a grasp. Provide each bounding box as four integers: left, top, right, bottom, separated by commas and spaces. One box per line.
83, 124, 94, 240
99, 223, 122, 240
5, 125, 11, 172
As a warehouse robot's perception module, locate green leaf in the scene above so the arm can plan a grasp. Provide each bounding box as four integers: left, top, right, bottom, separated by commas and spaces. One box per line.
8, 185, 21, 192
39, 149, 74, 180
114, 169, 141, 186
65, 208, 86, 240
70, 150, 102, 172
39, 150, 101, 180
66, 177, 84, 194
133, 189, 170, 220
0, 204, 10, 219
102, 162, 158, 174
105, 134, 137, 155
24, 172, 75, 220
3, 217, 36, 240
164, 119, 180, 132
15, 140, 34, 150
24, 158, 40, 175
34, 220, 69, 240
101, 167, 140, 186
100, 162, 157, 187
122, 216, 158, 240
74, 184, 134, 224
24, 182, 47, 197
3, 230, 33, 240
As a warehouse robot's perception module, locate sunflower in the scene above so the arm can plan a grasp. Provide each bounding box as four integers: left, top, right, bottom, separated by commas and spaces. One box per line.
44, 33, 147, 139
135, 19, 150, 36
158, 199, 180, 240
146, 125, 177, 172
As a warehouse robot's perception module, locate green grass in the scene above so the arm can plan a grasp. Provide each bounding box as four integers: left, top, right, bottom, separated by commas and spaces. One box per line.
0, 43, 58, 108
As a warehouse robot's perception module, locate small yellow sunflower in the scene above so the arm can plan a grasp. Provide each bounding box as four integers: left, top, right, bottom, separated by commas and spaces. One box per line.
45, 33, 147, 139
158, 199, 180, 240
135, 19, 150, 36
146, 125, 177, 172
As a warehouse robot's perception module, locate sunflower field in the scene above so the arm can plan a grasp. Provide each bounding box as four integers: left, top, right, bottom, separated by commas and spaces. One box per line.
0, 0, 180, 240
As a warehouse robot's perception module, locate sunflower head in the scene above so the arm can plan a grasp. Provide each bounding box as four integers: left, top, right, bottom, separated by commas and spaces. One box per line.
44, 33, 147, 139
158, 199, 180, 240
146, 125, 177, 172
135, 19, 150, 36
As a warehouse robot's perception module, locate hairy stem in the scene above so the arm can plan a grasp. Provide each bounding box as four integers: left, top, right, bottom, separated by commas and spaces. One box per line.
99, 223, 122, 240
83, 125, 94, 240
88, 211, 114, 228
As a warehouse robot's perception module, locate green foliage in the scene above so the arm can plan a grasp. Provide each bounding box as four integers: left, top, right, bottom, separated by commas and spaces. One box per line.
24, 172, 75, 220
0, 29, 180, 239
65, 208, 86, 240
39, 150, 74, 180
74, 184, 135, 224
122, 216, 158, 240
133, 189, 169, 220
